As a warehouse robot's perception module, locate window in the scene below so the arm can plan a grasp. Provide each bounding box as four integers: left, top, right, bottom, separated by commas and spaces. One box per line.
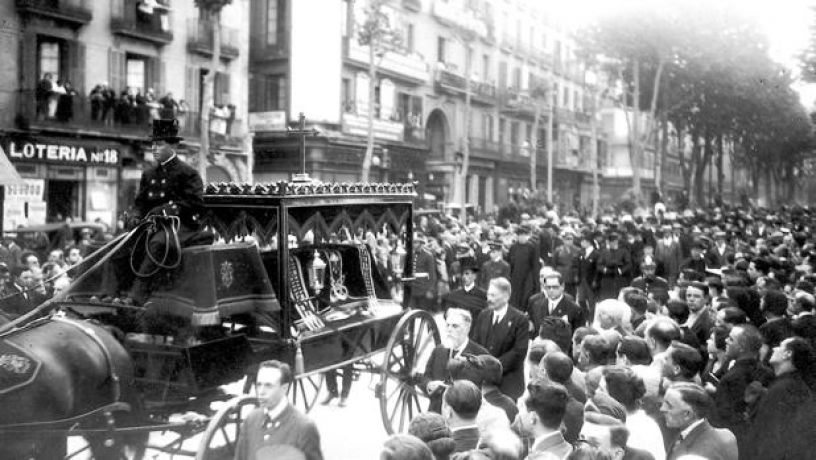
437, 37, 446, 63
510, 121, 519, 148
482, 54, 490, 80
574, 90, 580, 111
512, 67, 521, 90
38, 41, 61, 81
485, 114, 494, 141
342, 78, 352, 112
406, 24, 414, 52
266, 0, 278, 45
126, 55, 147, 92
562, 86, 569, 108
499, 117, 506, 145
552, 82, 559, 106
249, 73, 286, 111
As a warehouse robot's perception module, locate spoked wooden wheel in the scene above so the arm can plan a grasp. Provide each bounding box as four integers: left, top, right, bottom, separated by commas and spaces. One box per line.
288, 373, 324, 414
195, 395, 260, 460
242, 371, 324, 414
377, 309, 441, 434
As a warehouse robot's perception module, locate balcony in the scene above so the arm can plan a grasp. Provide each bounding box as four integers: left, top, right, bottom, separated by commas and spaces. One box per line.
110, 0, 173, 45
15, 0, 92, 27
187, 19, 240, 60
554, 108, 592, 128
467, 137, 500, 159
433, 68, 497, 105
15, 90, 243, 145
402, 0, 421, 12
341, 109, 404, 142
345, 40, 429, 84
432, 0, 489, 39
500, 88, 546, 119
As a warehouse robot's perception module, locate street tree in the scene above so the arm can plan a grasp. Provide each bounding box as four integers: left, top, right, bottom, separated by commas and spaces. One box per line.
356, 0, 402, 182
194, 0, 233, 181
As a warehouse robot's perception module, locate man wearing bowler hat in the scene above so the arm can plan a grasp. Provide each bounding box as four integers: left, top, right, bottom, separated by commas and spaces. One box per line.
129, 119, 207, 302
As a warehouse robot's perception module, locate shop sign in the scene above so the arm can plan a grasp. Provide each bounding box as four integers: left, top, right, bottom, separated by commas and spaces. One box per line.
2, 141, 120, 166
249, 111, 286, 132
5, 179, 45, 201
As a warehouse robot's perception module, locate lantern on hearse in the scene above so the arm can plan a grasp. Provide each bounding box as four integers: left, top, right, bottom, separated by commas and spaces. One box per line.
308, 250, 326, 293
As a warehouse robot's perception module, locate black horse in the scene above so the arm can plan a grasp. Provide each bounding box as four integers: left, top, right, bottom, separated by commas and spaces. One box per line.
0, 317, 147, 459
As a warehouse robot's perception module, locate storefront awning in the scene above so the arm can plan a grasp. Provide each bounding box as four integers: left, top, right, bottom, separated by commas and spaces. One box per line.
0, 147, 23, 186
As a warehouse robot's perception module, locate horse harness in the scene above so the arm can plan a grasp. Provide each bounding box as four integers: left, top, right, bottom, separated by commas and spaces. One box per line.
51, 317, 123, 403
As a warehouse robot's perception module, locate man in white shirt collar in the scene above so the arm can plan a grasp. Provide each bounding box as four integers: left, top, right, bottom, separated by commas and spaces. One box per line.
512, 381, 572, 458
661, 382, 738, 460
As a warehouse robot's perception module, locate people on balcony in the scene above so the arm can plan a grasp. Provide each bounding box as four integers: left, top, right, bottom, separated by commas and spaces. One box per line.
90, 82, 116, 124
55, 79, 76, 122
36, 73, 55, 120
159, 91, 180, 119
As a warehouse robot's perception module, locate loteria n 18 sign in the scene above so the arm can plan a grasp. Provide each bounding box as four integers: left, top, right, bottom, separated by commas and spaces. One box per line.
3, 140, 120, 166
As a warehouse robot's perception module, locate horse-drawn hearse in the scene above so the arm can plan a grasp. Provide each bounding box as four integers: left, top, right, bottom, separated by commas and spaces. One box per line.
0, 178, 441, 459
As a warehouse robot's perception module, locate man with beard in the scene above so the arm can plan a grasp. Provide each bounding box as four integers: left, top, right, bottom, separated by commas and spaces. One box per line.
508, 224, 540, 313
598, 233, 632, 301
420, 308, 488, 413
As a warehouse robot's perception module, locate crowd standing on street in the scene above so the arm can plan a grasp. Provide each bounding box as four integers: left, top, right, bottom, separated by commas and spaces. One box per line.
4, 194, 816, 460
388, 202, 816, 460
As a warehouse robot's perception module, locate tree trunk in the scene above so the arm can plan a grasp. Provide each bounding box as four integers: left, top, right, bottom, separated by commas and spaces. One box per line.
693, 134, 712, 206
531, 103, 541, 191
689, 134, 701, 206
459, 49, 472, 222
361, 44, 377, 182
656, 112, 668, 195
630, 59, 642, 201
716, 134, 724, 204
199, 10, 222, 181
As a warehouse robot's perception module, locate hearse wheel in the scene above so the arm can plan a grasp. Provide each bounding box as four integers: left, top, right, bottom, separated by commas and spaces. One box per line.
242, 370, 324, 414
195, 395, 260, 460
378, 309, 441, 434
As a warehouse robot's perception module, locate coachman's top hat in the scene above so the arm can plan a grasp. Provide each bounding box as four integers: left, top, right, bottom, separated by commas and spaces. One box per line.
151, 118, 183, 143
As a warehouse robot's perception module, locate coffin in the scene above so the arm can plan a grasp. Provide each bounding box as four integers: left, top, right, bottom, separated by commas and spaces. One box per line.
146, 243, 279, 325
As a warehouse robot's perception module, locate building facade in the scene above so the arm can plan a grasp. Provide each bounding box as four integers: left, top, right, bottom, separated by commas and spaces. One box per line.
0, 0, 251, 230
248, 0, 606, 214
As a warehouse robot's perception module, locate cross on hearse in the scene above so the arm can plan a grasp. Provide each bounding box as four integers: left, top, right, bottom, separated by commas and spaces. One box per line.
288, 112, 319, 182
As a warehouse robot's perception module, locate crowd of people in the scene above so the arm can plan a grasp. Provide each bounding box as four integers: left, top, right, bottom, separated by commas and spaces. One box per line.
0, 224, 113, 320
369, 203, 816, 460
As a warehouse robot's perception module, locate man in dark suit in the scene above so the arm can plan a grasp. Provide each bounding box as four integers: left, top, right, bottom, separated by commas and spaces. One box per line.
598, 233, 632, 301
746, 337, 815, 460
470, 277, 529, 401
508, 224, 540, 313
706, 231, 734, 269
1, 267, 48, 319
234, 360, 323, 460
528, 271, 583, 338
662, 382, 738, 460
408, 235, 438, 311
442, 258, 487, 318
420, 308, 488, 413
478, 242, 509, 290
442, 380, 482, 454
710, 325, 772, 452
129, 118, 207, 302
577, 232, 600, 321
